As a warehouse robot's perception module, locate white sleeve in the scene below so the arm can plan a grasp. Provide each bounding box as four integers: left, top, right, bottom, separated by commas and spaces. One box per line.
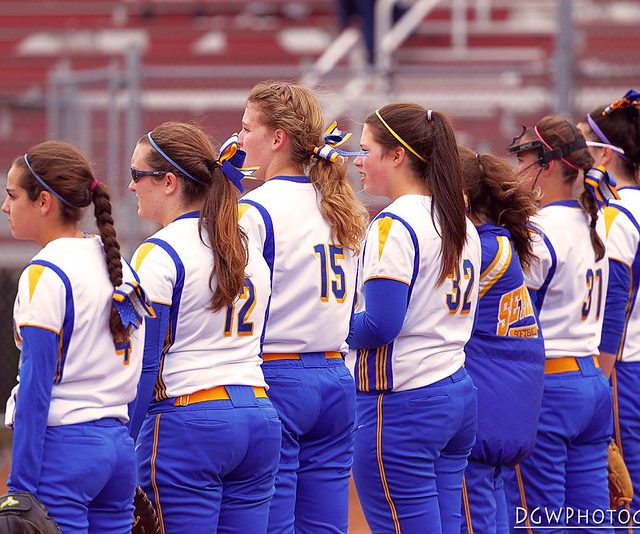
238, 201, 267, 253
14, 263, 65, 334
362, 215, 416, 285
525, 230, 554, 291
130, 242, 177, 305
604, 205, 639, 268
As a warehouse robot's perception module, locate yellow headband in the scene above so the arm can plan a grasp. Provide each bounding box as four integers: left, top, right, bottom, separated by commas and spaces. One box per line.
375, 109, 428, 163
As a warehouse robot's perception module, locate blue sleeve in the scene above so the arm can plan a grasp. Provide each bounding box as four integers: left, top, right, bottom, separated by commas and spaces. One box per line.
8, 326, 57, 493
128, 303, 170, 440
600, 259, 631, 354
347, 278, 409, 349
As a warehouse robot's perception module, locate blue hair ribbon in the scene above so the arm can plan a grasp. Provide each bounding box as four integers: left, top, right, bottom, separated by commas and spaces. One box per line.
313, 121, 368, 162
23, 154, 78, 208
584, 165, 620, 210
215, 134, 260, 193
147, 132, 204, 185
112, 281, 155, 331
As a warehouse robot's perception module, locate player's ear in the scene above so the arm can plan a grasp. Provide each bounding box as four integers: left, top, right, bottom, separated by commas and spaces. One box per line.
164, 172, 178, 195
273, 128, 287, 151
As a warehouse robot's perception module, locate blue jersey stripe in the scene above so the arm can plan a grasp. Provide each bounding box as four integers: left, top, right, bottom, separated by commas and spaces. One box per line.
239, 199, 275, 352
145, 238, 185, 400
609, 205, 640, 361
30, 260, 74, 383
534, 233, 557, 313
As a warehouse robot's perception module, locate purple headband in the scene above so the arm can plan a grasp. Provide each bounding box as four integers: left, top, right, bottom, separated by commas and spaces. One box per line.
585, 113, 630, 162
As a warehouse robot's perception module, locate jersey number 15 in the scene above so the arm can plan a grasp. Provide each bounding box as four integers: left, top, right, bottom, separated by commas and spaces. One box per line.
314, 244, 346, 302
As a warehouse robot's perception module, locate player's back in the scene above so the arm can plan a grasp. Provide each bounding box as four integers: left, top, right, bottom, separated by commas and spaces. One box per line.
132, 212, 271, 398
239, 176, 357, 353
9, 235, 143, 426
529, 201, 608, 358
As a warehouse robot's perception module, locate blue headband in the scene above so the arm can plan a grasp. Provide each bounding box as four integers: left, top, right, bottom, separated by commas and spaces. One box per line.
23, 154, 78, 208
585, 114, 630, 163
146, 132, 205, 185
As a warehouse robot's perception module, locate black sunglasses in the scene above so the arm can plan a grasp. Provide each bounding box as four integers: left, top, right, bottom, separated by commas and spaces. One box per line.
130, 167, 167, 183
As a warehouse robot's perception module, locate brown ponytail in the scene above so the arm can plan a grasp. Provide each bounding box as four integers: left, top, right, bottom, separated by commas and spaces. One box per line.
141, 122, 247, 310
247, 81, 368, 253
533, 115, 603, 261
14, 141, 129, 341
459, 146, 538, 271
365, 104, 467, 284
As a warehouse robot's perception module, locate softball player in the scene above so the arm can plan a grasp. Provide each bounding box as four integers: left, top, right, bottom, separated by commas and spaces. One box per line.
347, 104, 481, 534
457, 146, 545, 534
3, 141, 148, 533
237, 81, 369, 533
128, 122, 281, 533
579, 89, 640, 524
504, 115, 613, 532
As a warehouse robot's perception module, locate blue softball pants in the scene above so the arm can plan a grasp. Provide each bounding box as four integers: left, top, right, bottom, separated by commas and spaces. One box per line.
504, 356, 613, 533
262, 353, 357, 534
34, 419, 135, 534
136, 385, 282, 534
461, 460, 509, 534
612, 362, 640, 530
353, 367, 478, 534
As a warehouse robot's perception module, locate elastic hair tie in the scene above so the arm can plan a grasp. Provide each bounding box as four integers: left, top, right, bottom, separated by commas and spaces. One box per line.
427, 110, 433, 121
375, 109, 428, 163
89, 179, 100, 192
533, 125, 580, 171
23, 154, 78, 208
590, 219, 597, 229
146, 132, 204, 185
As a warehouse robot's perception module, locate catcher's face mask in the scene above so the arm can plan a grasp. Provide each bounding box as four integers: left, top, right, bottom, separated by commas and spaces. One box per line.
507, 124, 587, 170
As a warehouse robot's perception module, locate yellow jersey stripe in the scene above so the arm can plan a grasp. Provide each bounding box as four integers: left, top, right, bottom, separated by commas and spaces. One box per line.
238, 202, 252, 221
28, 264, 46, 301
479, 236, 512, 299
134, 242, 156, 272
603, 205, 620, 238
377, 217, 394, 259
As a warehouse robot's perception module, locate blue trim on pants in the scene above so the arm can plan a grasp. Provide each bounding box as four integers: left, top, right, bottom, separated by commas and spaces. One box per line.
353, 367, 477, 534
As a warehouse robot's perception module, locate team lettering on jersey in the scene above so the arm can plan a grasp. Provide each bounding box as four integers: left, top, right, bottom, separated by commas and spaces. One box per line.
496, 284, 538, 337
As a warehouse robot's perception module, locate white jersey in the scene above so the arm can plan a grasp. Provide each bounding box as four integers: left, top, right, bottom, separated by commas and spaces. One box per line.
238, 176, 358, 354
603, 187, 640, 362
131, 212, 270, 399
5, 236, 144, 427
526, 201, 609, 359
346, 195, 481, 392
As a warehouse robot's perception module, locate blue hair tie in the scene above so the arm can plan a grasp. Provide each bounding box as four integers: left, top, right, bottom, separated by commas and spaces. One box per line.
23, 154, 78, 208
313, 121, 368, 162
584, 166, 620, 210
147, 132, 205, 185
215, 134, 262, 193
112, 281, 155, 330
